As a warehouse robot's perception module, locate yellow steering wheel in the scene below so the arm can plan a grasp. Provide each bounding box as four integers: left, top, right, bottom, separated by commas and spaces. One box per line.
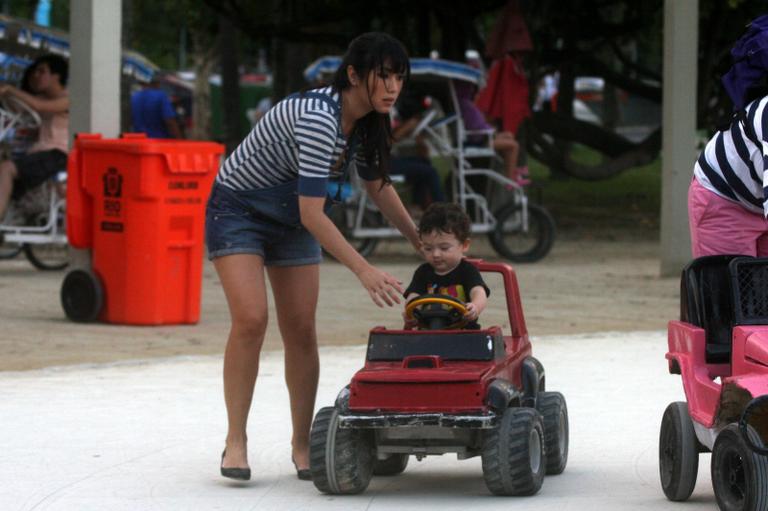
404, 293, 469, 330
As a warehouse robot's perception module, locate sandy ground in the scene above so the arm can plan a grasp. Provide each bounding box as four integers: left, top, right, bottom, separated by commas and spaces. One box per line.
0, 237, 679, 371
1, 334, 716, 510
2, 238, 705, 510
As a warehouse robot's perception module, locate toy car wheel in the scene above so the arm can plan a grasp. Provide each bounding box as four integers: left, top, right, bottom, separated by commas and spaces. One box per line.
373, 453, 408, 476
659, 401, 699, 501
711, 423, 768, 511
481, 407, 546, 496
60, 269, 103, 322
536, 391, 569, 475
309, 406, 374, 494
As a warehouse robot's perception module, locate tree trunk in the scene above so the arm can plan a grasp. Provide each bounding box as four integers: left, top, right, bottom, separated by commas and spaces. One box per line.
219, 15, 241, 154
189, 30, 215, 141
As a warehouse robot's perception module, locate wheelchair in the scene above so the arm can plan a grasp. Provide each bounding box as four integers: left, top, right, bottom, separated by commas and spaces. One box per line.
305, 57, 555, 263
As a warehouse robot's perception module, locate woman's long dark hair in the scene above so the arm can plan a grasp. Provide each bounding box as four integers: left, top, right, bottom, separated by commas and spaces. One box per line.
332, 32, 410, 184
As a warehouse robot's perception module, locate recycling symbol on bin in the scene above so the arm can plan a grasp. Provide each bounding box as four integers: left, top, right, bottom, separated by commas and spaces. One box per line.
103, 167, 123, 198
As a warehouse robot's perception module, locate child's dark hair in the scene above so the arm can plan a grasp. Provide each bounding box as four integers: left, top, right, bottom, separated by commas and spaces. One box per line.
418, 202, 471, 243
332, 32, 410, 185
30, 54, 68, 87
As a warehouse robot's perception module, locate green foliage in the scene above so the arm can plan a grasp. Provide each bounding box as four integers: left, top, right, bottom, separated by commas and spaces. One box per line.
528, 149, 661, 239
126, 0, 218, 70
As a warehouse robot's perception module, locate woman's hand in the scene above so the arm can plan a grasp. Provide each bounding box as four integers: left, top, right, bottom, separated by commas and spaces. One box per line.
355, 265, 403, 307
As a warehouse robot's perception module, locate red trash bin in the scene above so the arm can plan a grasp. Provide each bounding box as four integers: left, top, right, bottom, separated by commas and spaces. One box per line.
61, 133, 224, 325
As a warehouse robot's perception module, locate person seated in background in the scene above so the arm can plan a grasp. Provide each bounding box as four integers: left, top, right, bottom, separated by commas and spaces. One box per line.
454, 80, 528, 186
390, 91, 446, 216
403, 202, 489, 330
130, 74, 182, 139
0, 54, 68, 222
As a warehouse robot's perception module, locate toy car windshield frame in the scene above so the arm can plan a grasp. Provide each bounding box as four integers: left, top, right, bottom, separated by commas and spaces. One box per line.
366, 327, 505, 362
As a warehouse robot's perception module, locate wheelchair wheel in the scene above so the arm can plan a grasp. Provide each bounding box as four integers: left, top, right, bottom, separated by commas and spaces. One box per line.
24, 243, 68, 271
325, 202, 379, 259
0, 242, 22, 259
61, 269, 103, 322
489, 203, 555, 263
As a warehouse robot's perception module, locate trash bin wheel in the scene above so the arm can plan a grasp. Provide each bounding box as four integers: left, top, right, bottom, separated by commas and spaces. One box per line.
61, 269, 103, 322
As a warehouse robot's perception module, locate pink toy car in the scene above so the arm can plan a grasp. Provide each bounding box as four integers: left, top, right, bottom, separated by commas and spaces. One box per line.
661, 255, 768, 511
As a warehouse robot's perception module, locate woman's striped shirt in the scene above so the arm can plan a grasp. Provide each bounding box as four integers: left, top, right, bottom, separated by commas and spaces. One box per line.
694, 95, 768, 217
215, 86, 371, 197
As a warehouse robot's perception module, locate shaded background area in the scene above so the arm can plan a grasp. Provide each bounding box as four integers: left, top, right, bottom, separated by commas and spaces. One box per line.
0, 0, 760, 240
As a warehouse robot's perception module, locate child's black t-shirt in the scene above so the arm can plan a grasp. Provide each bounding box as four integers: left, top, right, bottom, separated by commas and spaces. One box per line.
404, 259, 490, 301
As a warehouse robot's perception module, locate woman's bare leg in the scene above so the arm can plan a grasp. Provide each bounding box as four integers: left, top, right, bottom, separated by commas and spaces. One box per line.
215, 253, 269, 470
267, 263, 320, 470
493, 132, 520, 181
0, 160, 18, 220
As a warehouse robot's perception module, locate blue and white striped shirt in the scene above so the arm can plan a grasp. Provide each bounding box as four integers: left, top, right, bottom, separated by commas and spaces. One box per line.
215, 86, 372, 197
694, 96, 768, 217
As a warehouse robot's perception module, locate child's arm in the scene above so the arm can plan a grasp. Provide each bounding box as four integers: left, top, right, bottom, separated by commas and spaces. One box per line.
402, 292, 420, 328
463, 285, 488, 321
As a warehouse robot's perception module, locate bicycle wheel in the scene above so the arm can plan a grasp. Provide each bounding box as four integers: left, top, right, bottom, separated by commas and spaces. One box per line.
489, 203, 555, 263
24, 242, 69, 271
325, 202, 380, 258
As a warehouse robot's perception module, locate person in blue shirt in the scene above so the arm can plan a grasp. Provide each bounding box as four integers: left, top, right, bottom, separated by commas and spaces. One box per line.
130, 76, 181, 138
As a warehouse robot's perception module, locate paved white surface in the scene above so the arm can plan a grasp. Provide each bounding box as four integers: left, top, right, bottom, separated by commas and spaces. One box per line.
2, 331, 720, 510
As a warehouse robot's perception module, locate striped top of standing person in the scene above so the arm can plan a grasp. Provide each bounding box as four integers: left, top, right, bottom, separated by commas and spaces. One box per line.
694, 94, 768, 218
216, 86, 376, 198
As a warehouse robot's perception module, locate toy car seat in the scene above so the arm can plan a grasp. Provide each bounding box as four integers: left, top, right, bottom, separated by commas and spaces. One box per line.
680, 255, 743, 364
728, 256, 768, 325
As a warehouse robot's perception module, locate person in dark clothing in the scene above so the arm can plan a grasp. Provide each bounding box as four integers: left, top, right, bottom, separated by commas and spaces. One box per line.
130, 76, 181, 139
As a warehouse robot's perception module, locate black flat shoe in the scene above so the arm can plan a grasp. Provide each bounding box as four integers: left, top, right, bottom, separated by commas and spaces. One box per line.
221, 450, 251, 481
292, 456, 312, 481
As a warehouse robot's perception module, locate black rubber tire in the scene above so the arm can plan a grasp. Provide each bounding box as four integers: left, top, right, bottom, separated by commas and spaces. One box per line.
0, 243, 22, 259
309, 406, 374, 494
24, 242, 68, 271
373, 453, 409, 476
488, 203, 555, 263
711, 423, 768, 511
536, 391, 569, 475
481, 407, 546, 496
60, 269, 103, 322
659, 401, 699, 501
324, 203, 379, 258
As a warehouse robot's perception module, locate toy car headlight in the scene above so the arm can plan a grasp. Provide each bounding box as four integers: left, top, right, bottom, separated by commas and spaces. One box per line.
486, 379, 515, 411
335, 385, 351, 413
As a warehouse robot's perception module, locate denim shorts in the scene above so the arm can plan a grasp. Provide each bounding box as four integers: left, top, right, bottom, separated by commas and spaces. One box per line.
205, 180, 322, 266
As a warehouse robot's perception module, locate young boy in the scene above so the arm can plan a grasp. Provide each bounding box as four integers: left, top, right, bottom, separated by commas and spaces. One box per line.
404, 202, 489, 329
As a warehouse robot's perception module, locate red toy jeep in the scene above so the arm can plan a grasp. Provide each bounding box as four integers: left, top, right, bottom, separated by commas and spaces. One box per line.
661, 256, 768, 510
308, 259, 569, 495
